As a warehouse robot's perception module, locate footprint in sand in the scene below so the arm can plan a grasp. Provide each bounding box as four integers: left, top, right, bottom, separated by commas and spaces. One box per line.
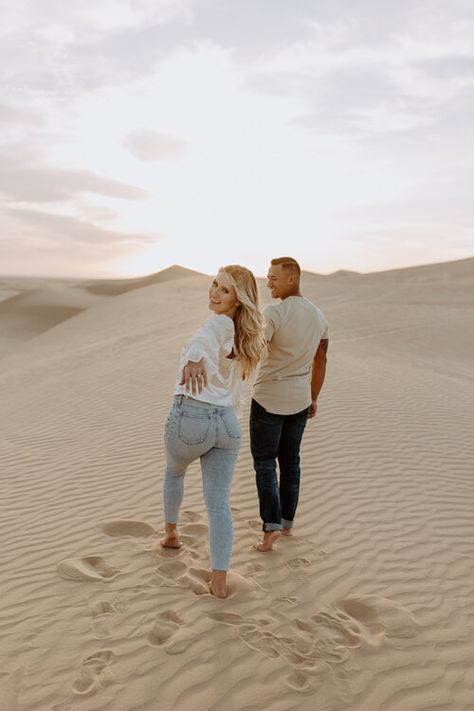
57, 556, 120, 582
176, 566, 211, 595
285, 670, 313, 693
333, 599, 385, 647
152, 559, 194, 590
90, 599, 128, 639
148, 610, 184, 645
148, 610, 197, 655
247, 520, 261, 531
309, 612, 361, 653
297, 598, 389, 656
72, 650, 116, 696
242, 561, 271, 591
243, 561, 265, 575
206, 601, 399, 696
336, 596, 421, 642
287, 557, 311, 569
209, 607, 361, 672
239, 627, 310, 664
208, 611, 245, 625
91, 601, 114, 638
208, 611, 310, 665
101, 520, 155, 538
158, 559, 188, 578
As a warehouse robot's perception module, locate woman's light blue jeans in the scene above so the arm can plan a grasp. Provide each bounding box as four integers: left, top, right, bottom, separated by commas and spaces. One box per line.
163, 395, 242, 571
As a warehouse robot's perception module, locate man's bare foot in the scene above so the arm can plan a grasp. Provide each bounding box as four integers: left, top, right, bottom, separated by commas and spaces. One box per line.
282, 528, 293, 536
161, 523, 181, 549
253, 530, 282, 552
209, 570, 227, 599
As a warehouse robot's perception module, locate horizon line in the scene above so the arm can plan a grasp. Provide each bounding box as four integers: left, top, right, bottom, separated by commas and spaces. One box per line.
1, 254, 472, 282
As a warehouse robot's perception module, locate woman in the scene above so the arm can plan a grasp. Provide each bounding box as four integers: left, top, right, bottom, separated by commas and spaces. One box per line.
162, 265, 265, 599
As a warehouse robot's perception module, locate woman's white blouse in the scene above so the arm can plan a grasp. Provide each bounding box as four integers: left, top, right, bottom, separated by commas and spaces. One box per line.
174, 314, 242, 408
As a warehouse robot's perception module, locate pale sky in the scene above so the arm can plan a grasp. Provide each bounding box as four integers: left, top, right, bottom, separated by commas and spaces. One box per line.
0, 0, 473, 278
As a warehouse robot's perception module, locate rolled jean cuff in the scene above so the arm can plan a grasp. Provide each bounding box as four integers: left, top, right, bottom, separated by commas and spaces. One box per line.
281, 518, 293, 529
264, 523, 282, 532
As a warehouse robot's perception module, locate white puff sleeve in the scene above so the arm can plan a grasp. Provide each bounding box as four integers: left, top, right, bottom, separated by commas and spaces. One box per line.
183, 315, 235, 363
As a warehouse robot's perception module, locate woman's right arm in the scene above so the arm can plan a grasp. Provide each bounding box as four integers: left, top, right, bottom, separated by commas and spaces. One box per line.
180, 316, 233, 395
180, 358, 208, 396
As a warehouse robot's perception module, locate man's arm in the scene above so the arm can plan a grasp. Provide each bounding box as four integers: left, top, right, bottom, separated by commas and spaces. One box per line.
308, 338, 328, 418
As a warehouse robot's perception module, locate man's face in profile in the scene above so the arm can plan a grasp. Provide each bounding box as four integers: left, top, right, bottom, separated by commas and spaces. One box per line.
266, 264, 294, 299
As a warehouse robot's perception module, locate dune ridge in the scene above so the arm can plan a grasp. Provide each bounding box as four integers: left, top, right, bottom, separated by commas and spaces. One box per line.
0, 258, 473, 710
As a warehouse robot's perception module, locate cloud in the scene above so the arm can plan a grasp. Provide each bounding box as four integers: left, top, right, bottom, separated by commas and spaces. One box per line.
3, 207, 159, 246
0, 155, 149, 203
0, 0, 336, 96
0, 0, 195, 96
0, 0, 472, 100
254, 48, 473, 140
0, 205, 163, 277
0, 101, 46, 126
123, 129, 186, 161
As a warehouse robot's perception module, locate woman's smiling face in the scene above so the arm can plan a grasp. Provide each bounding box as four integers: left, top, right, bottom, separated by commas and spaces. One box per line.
208, 271, 239, 318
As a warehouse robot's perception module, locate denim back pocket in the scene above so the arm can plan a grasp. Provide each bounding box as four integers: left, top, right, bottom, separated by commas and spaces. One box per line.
178, 410, 211, 445
219, 410, 242, 439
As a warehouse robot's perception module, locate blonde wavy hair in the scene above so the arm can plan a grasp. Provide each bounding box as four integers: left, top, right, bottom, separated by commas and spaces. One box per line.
220, 265, 266, 379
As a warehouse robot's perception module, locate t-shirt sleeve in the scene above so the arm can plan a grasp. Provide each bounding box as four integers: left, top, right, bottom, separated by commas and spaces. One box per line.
321, 318, 329, 339
183, 315, 234, 363
263, 305, 281, 341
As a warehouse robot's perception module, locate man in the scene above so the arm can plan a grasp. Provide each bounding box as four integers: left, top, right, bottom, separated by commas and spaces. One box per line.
250, 257, 328, 551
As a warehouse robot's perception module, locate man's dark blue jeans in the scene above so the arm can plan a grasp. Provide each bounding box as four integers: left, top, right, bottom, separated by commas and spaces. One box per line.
249, 398, 309, 532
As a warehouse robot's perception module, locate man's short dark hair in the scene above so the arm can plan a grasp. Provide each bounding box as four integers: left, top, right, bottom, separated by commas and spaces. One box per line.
270, 257, 301, 278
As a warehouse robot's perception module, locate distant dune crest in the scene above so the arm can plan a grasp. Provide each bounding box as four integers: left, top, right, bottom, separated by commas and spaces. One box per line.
81, 264, 205, 296
0, 257, 472, 360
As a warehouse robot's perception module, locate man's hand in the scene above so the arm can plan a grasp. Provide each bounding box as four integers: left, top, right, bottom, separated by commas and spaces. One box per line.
180, 358, 208, 396
308, 398, 318, 419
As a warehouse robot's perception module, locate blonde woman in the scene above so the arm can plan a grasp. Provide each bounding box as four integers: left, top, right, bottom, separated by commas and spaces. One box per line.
162, 265, 265, 599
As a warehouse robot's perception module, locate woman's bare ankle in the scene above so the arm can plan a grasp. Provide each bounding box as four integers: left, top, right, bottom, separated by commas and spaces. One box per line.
210, 570, 227, 599
161, 523, 181, 549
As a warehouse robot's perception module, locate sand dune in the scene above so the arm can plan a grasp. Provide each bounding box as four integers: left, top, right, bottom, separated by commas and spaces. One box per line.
0, 266, 204, 358
81, 265, 205, 296
0, 284, 109, 359
0, 258, 473, 710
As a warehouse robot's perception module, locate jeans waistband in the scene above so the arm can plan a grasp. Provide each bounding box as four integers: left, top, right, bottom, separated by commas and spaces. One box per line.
173, 394, 232, 412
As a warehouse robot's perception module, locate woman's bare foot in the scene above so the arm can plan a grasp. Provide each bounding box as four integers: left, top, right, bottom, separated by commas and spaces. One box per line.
253, 530, 282, 552
209, 570, 227, 599
282, 528, 293, 536
161, 523, 181, 549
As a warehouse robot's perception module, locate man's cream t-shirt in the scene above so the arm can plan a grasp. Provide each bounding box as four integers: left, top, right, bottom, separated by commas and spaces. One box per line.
253, 296, 328, 415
